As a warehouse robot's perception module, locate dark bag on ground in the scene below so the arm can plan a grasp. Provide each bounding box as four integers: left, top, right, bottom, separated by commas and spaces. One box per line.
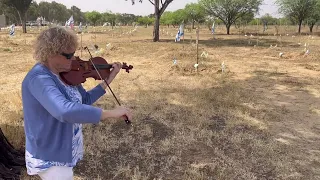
0, 128, 25, 179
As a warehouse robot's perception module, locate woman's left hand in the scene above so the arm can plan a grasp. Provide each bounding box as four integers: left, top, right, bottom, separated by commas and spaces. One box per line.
110, 62, 122, 76
101, 62, 122, 88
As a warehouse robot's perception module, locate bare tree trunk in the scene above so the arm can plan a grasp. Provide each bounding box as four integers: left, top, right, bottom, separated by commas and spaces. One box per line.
16, 10, 26, 33
298, 20, 303, 33
153, 15, 160, 42
16, 10, 22, 25
226, 24, 231, 35
22, 12, 27, 33
192, 20, 195, 29
309, 24, 314, 33
153, 0, 160, 42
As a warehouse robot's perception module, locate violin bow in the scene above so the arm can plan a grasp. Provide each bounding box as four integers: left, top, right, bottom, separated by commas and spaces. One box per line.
84, 46, 132, 126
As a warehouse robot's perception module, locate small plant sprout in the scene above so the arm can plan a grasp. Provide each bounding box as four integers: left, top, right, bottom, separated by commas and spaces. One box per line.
173, 58, 177, 65
201, 51, 208, 58
279, 52, 284, 57
305, 49, 310, 56
221, 61, 225, 73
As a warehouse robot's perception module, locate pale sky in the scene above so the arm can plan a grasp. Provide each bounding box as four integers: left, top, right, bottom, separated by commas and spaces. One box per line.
34, 0, 281, 17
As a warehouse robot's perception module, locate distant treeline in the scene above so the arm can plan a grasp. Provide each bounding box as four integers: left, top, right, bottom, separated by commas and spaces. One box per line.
0, 0, 301, 28
1, 0, 320, 35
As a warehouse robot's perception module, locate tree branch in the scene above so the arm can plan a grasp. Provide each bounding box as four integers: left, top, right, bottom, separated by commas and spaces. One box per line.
148, 0, 155, 6
159, 0, 173, 16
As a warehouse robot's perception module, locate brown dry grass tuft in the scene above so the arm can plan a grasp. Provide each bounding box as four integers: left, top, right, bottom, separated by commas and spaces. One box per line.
0, 25, 320, 180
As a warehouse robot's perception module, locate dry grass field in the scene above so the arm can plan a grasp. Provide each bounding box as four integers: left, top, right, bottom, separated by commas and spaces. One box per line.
0, 24, 320, 180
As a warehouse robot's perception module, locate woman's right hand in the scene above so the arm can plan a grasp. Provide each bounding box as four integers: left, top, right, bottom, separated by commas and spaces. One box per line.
101, 106, 132, 121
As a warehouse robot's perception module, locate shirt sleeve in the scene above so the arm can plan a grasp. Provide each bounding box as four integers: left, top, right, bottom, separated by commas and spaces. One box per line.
28, 74, 102, 124
77, 84, 106, 105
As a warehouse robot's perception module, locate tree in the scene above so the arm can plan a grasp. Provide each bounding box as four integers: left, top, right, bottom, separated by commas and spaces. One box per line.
49, 2, 69, 23
120, 13, 138, 25
85, 11, 102, 26
160, 9, 188, 28
170, 9, 188, 27
184, 3, 205, 29
199, 0, 262, 35
114, 13, 124, 26
276, 0, 318, 33
127, 0, 174, 42
26, 1, 39, 21
70, 6, 85, 24
37, 1, 70, 24
102, 12, 117, 28
205, 16, 223, 30
0, 1, 19, 25
236, 11, 255, 25
38, 2, 51, 21
137, 16, 154, 27
306, 0, 320, 32
260, 13, 278, 25
1, 0, 33, 33
160, 11, 173, 27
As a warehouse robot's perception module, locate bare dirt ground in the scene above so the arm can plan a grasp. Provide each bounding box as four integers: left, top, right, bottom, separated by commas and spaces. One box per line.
0, 24, 319, 180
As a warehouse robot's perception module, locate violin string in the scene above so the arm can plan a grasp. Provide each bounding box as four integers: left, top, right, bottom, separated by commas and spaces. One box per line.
85, 47, 120, 104
84, 47, 131, 125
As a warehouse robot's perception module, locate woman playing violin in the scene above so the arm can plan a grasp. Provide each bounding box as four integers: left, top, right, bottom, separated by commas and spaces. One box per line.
21, 26, 132, 179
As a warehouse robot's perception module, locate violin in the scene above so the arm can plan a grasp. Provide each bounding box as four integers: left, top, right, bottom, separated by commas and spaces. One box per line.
59, 46, 133, 125
60, 56, 133, 86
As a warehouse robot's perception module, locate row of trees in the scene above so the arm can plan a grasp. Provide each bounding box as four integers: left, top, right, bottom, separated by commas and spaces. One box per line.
277, 0, 320, 33
0, 1, 138, 27
1, 0, 320, 41
132, 0, 320, 38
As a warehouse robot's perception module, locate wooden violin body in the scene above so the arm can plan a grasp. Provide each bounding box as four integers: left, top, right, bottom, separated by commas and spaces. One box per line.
59, 47, 133, 125
60, 56, 133, 86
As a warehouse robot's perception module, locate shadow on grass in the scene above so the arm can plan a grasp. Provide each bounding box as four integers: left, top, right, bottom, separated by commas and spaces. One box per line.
0, 124, 26, 179
4, 64, 318, 180
0, 124, 25, 152
74, 69, 320, 180
131, 36, 295, 49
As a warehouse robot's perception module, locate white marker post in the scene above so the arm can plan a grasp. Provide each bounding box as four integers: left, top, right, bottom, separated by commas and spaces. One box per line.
79, 22, 83, 57
196, 28, 199, 72
80, 32, 83, 57
256, 18, 259, 46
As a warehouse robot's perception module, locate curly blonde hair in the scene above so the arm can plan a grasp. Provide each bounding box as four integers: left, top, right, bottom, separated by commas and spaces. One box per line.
34, 26, 78, 62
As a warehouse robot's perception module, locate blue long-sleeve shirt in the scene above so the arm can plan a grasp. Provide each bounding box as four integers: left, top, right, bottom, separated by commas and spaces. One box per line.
26, 74, 84, 175
21, 62, 106, 164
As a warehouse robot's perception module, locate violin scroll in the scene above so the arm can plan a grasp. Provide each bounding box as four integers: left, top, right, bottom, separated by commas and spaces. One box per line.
122, 62, 133, 73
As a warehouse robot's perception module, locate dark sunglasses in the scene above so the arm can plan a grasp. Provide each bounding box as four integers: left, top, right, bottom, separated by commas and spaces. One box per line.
61, 52, 75, 59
